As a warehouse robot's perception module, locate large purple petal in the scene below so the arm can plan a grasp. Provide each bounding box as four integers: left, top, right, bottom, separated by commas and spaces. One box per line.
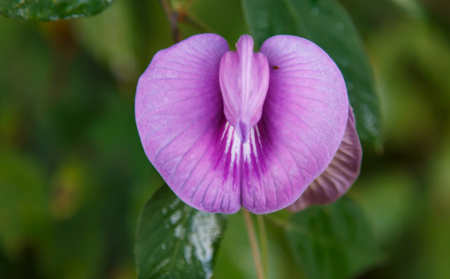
288, 106, 362, 211
135, 34, 244, 213
241, 35, 349, 213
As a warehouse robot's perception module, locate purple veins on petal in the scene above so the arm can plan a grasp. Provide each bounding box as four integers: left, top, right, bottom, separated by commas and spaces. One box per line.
135, 33, 351, 214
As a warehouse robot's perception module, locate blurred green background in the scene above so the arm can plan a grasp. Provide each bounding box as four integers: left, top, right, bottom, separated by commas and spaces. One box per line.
1, 0, 450, 278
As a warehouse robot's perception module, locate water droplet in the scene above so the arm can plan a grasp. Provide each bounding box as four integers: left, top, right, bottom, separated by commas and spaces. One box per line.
188, 211, 222, 279
170, 210, 182, 224
184, 245, 193, 265
311, 7, 319, 16
336, 22, 345, 31
153, 258, 170, 272
161, 243, 166, 250
360, 104, 379, 136
162, 208, 167, 214
174, 224, 186, 238
169, 199, 180, 209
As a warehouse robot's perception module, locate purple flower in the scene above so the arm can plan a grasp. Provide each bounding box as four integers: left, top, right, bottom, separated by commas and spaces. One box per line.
135, 34, 362, 214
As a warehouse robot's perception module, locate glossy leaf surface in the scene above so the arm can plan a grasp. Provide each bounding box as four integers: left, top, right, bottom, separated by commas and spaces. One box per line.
135, 186, 228, 279
0, 0, 113, 21
243, 0, 381, 143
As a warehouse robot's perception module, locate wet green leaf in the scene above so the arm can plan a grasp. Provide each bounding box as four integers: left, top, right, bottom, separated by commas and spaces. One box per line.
135, 186, 228, 279
284, 197, 381, 279
243, 0, 381, 143
0, 0, 114, 21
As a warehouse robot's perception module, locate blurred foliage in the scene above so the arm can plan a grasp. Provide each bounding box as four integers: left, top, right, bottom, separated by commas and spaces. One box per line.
284, 197, 381, 279
0, 0, 450, 278
0, 0, 114, 21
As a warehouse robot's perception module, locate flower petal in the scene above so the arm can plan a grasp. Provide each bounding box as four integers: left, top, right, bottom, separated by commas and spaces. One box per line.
288, 106, 362, 211
136, 34, 351, 215
135, 34, 244, 213
219, 35, 269, 142
241, 35, 349, 213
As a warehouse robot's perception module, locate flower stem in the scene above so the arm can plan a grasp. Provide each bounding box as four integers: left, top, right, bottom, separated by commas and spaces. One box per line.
158, 0, 182, 43
243, 209, 265, 279
257, 215, 269, 278
179, 11, 215, 33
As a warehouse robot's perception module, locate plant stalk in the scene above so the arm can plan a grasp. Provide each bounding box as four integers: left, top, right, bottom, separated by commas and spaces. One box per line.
243, 209, 265, 279
159, 0, 182, 43
257, 214, 269, 278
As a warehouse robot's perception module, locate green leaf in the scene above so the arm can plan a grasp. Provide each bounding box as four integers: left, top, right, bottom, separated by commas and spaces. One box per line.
243, 0, 381, 143
135, 186, 228, 279
0, 0, 114, 21
284, 197, 381, 279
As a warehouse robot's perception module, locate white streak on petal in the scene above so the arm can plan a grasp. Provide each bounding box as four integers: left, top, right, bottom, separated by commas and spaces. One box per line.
230, 130, 241, 166
225, 123, 233, 154
221, 121, 230, 141
254, 125, 262, 147
250, 128, 258, 158
243, 139, 251, 163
